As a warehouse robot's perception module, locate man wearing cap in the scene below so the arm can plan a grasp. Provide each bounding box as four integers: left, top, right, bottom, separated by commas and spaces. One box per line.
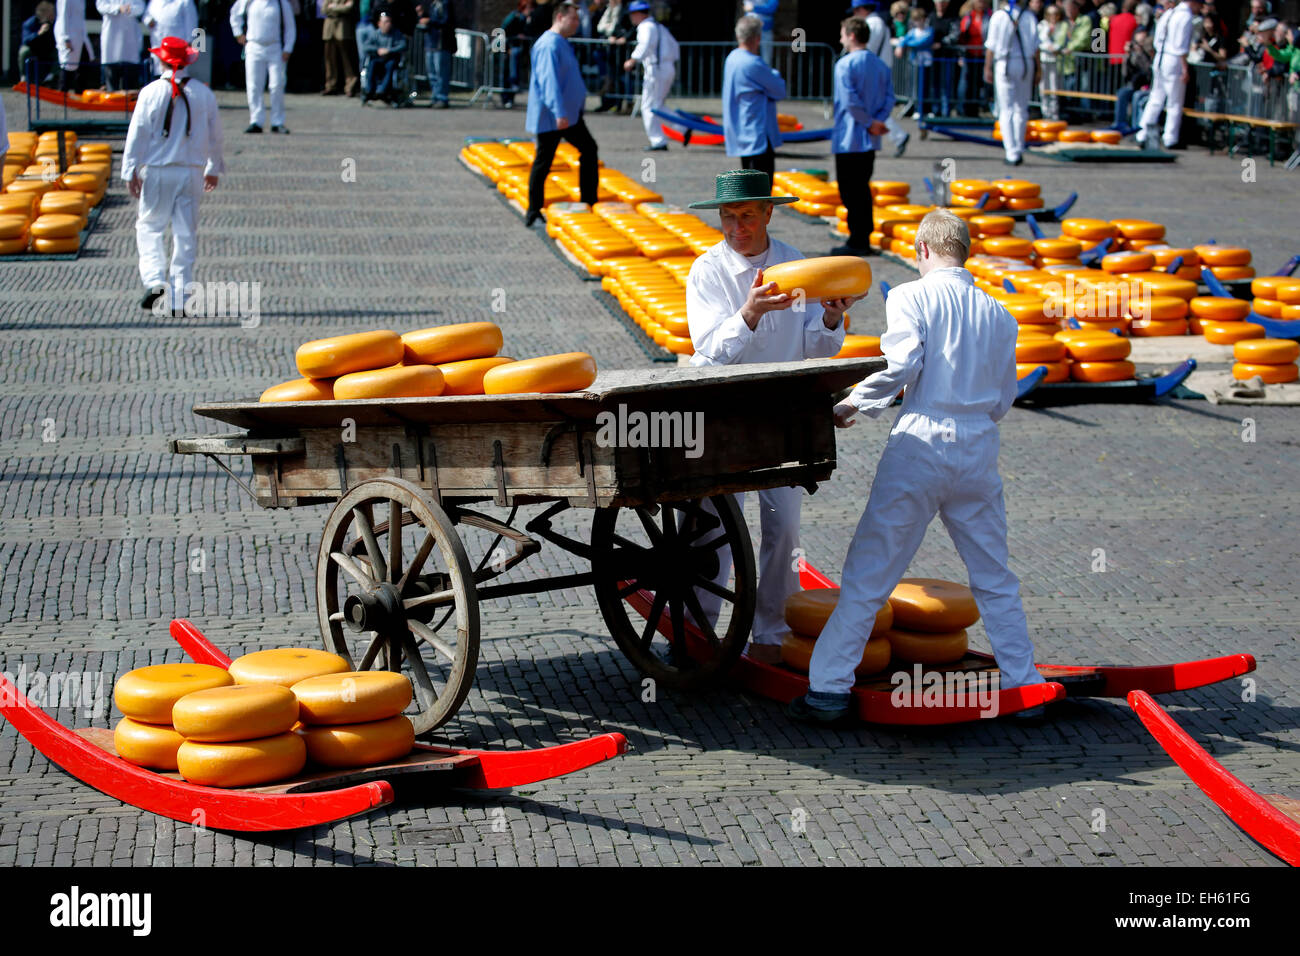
231, 0, 298, 133
983, 0, 1039, 166
684, 169, 863, 662
1136, 0, 1201, 149
788, 209, 1045, 726
851, 1, 910, 156
832, 15, 894, 256
723, 14, 787, 182
123, 36, 224, 315
524, 1, 597, 228
623, 1, 678, 151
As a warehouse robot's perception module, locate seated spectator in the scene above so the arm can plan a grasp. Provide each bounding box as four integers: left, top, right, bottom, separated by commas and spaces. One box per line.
361, 11, 407, 105
1113, 23, 1153, 127
20, 1, 60, 84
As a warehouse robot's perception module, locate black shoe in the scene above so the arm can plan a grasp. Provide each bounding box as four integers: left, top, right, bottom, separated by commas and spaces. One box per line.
830, 243, 875, 257
894, 132, 910, 157
524, 210, 545, 228
1011, 704, 1047, 722
140, 285, 166, 310
244, 123, 263, 134
787, 694, 857, 728
271, 125, 289, 133
643, 143, 668, 151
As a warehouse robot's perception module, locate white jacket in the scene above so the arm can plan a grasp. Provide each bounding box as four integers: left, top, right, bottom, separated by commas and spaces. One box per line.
686, 237, 845, 366
230, 0, 297, 52
122, 71, 225, 179
145, 0, 198, 50
55, 0, 95, 66
98, 0, 146, 65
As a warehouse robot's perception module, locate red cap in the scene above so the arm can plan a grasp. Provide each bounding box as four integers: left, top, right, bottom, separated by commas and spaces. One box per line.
150, 36, 200, 70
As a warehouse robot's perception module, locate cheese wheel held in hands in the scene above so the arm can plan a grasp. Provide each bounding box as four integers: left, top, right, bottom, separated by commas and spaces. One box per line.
760, 256, 871, 300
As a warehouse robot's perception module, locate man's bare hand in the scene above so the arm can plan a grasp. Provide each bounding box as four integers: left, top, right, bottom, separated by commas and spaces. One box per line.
557, 116, 570, 129
833, 402, 857, 428
129, 174, 141, 198
203, 175, 219, 192
820, 291, 866, 328
740, 268, 792, 328
868, 120, 887, 135
623, 58, 635, 72
282, 51, 291, 62
236, 34, 246, 45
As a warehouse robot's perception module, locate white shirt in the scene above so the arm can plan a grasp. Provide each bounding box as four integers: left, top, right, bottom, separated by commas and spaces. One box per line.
145, 0, 198, 49
985, 7, 1039, 75
845, 267, 1017, 427
97, 0, 146, 65
230, 0, 297, 51
866, 13, 894, 68
686, 236, 845, 367
55, 0, 94, 64
631, 18, 665, 68
122, 72, 225, 179
1153, 2, 1195, 73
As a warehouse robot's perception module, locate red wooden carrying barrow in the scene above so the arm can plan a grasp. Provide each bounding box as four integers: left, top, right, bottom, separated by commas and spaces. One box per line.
0, 620, 626, 833
626, 561, 1256, 724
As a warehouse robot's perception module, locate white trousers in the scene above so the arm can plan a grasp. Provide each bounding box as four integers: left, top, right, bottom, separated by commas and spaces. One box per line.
640, 65, 674, 147
136, 164, 203, 309
808, 417, 1043, 695
693, 486, 802, 646
1139, 66, 1187, 147
245, 41, 287, 128
1039, 60, 1060, 120
995, 62, 1033, 161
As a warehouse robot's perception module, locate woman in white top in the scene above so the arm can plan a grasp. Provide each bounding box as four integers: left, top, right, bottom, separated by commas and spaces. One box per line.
97, 0, 146, 90
1038, 4, 1069, 118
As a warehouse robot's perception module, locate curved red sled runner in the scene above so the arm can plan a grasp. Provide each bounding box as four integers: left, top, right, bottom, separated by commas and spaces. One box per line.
1128, 689, 1299, 866
0, 619, 626, 832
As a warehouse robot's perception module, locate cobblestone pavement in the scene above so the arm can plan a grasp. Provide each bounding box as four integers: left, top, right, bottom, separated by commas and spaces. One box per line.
1, 87, 1296, 867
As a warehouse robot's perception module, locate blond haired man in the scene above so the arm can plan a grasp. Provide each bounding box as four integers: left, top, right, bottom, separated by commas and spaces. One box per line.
789, 209, 1045, 725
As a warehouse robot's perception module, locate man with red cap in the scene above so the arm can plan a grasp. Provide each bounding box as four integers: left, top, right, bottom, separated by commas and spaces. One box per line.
123, 36, 225, 314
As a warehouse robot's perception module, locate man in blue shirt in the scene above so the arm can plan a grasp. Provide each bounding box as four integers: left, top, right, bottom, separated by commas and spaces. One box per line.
831, 15, 894, 256
524, 1, 597, 228
722, 14, 787, 184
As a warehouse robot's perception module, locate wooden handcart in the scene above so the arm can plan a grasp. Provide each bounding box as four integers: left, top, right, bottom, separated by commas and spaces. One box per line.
169, 359, 883, 735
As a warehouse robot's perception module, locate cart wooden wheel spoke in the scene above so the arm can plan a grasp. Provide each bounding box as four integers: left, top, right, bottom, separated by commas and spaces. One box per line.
591, 494, 756, 690
318, 477, 479, 736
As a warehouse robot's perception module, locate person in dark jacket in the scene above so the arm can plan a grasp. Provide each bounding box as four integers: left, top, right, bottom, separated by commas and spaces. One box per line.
416, 0, 457, 106
20, 1, 60, 83
930, 0, 961, 115
361, 10, 407, 104
501, 0, 546, 108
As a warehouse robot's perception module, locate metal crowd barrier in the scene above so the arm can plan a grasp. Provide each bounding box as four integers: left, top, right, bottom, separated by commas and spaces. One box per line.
407, 27, 484, 97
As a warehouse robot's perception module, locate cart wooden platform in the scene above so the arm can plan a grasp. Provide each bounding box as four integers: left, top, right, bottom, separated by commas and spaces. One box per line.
169, 359, 883, 735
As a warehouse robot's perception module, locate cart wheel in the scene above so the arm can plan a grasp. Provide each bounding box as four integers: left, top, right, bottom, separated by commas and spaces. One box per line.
590, 495, 756, 690
316, 477, 479, 736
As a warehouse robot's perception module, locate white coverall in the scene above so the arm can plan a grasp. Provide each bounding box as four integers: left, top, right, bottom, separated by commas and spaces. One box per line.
985, 5, 1038, 163
230, 0, 297, 129
54, 0, 94, 69
685, 236, 847, 644
122, 69, 225, 309
97, 0, 146, 67
145, 0, 199, 74
807, 266, 1043, 695
866, 12, 908, 151
631, 18, 676, 149
1138, 2, 1195, 148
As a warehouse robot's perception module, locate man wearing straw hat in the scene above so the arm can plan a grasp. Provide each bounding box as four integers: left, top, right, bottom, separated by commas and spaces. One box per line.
123, 36, 224, 315
683, 169, 863, 662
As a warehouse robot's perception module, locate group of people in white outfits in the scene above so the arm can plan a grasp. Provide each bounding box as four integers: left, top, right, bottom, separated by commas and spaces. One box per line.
51, 0, 197, 89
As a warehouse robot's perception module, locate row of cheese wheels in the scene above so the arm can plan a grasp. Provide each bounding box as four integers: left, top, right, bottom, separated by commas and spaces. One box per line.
992, 121, 1122, 146
1247, 276, 1300, 321
112, 648, 416, 786
2, 136, 111, 254
1015, 328, 1135, 382
260, 323, 598, 401
779, 579, 981, 677
461, 138, 665, 208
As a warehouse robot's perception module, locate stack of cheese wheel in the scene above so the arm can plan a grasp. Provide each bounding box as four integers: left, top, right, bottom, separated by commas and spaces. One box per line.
1143, 245, 1201, 281
1250, 277, 1300, 321
552, 208, 639, 274
1187, 295, 1250, 334
1025, 119, 1066, 142
291, 671, 416, 768
1032, 236, 1083, 267
1127, 292, 1189, 337
639, 203, 724, 255
1057, 128, 1092, 142
597, 168, 663, 207
113, 663, 234, 771
607, 255, 691, 353
875, 202, 933, 258
992, 179, 1043, 211
29, 212, 82, 254
779, 588, 893, 676
1015, 328, 1069, 382
1232, 338, 1300, 384
1194, 243, 1255, 282
550, 168, 617, 205
1059, 217, 1117, 253
883, 578, 979, 664
172, 682, 305, 788
1059, 328, 1135, 381
594, 201, 690, 259
776, 112, 803, 133
948, 178, 1002, 210
776, 171, 842, 218
1200, 317, 1264, 345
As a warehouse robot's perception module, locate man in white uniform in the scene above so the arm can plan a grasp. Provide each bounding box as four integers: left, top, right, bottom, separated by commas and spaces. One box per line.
123, 36, 224, 314
1137, 0, 1200, 149
231, 0, 297, 133
685, 170, 862, 661
854, 1, 910, 156
789, 209, 1044, 725
97, 0, 146, 91
983, 0, 1039, 165
623, 0, 678, 151
54, 0, 95, 90
144, 0, 198, 75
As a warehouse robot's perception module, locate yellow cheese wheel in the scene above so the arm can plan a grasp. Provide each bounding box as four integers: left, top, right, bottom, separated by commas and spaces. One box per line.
436, 356, 517, 395
1091, 130, 1122, 144
29, 213, 81, 239
882, 627, 969, 665
779, 632, 891, 677
1202, 321, 1265, 345
1252, 298, 1284, 319
949, 179, 995, 198
333, 364, 445, 400
33, 236, 79, 254
664, 334, 694, 355
1251, 276, 1293, 299
1071, 359, 1136, 382
39, 191, 88, 217
1057, 129, 1090, 142
1270, 282, 1300, 305
1006, 197, 1044, 210
836, 334, 882, 358
227, 647, 351, 688
291, 671, 413, 725
0, 194, 37, 218
760, 256, 872, 300
1194, 244, 1251, 267
991, 179, 1040, 199
888, 578, 979, 632
177, 732, 307, 787
1189, 296, 1250, 321
114, 717, 186, 771
1110, 219, 1165, 240
1129, 317, 1188, 337
1234, 338, 1300, 364
1127, 295, 1188, 321
58, 172, 99, 194
1232, 362, 1299, 384
400, 322, 503, 364
1210, 264, 1255, 281
1101, 251, 1155, 274
1028, 119, 1067, 132
0, 215, 28, 240
1033, 238, 1082, 259
296, 330, 403, 379
869, 180, 910, 197
482, 352, 598, 394
5, 179, 56, 197
172, 683, 300, 742
1017, 361, 1070, 382
260, 376, 335, 402
1053, 327, 1116, 343
1125, 272, 1198, 300
783, 587, 893, 638
1015, 338, 1068, 362
1283, 305, 1300, 320
0, 236, 28, 255
298, 715, 415, 768
1061, 218, 1116, 241
114, 663, 235, 724
981, 236, 1034, 258
970, 214, 1015, 236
